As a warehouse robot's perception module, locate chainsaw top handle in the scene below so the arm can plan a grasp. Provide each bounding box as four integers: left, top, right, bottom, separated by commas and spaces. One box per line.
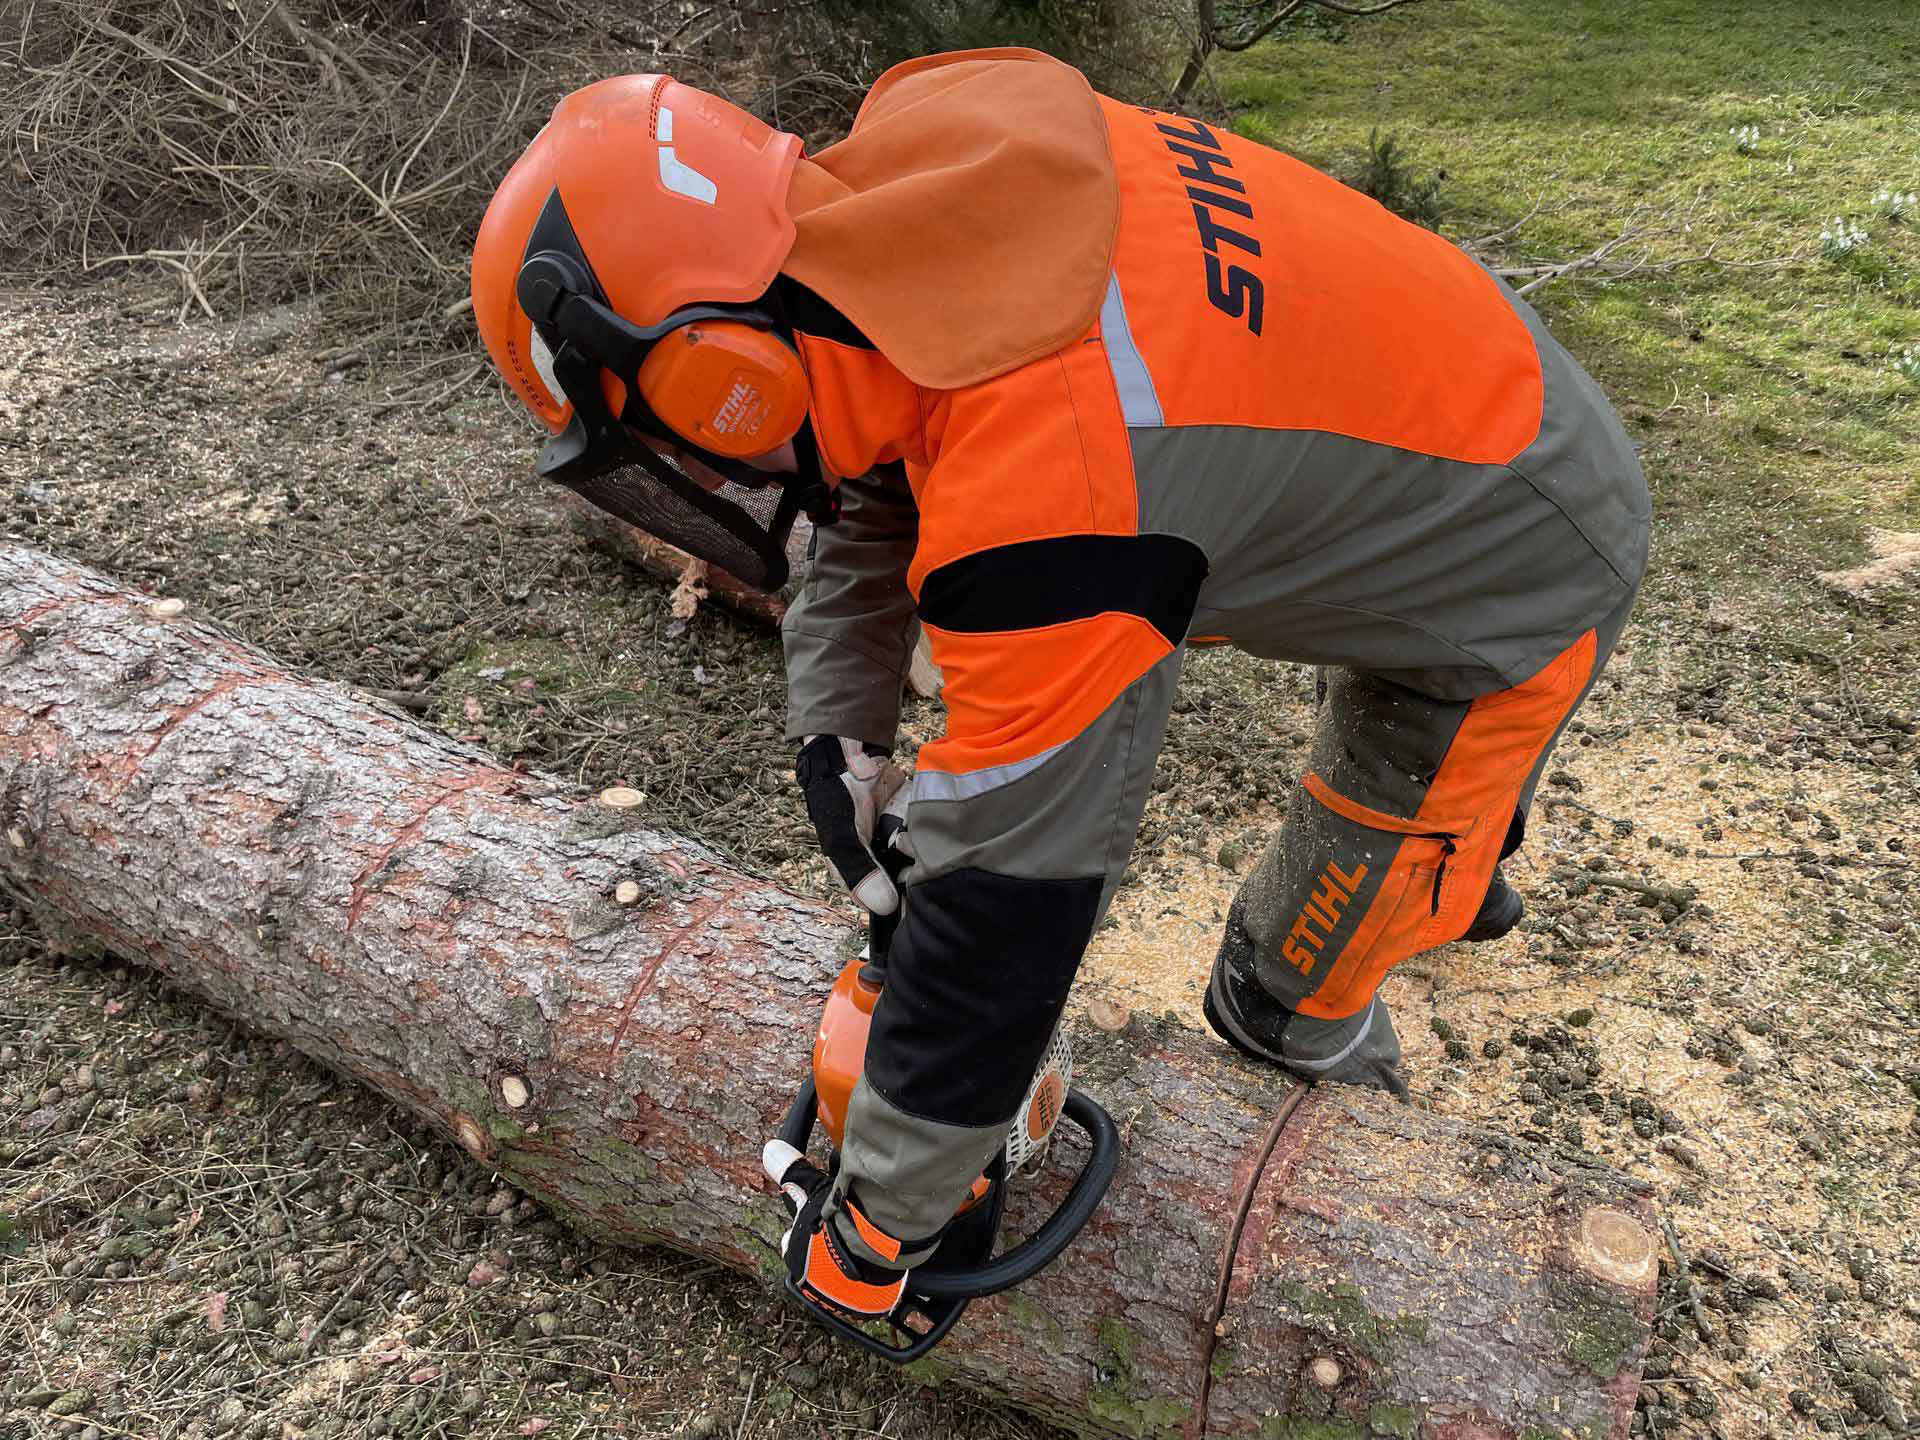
775, 1077, 1120, 1300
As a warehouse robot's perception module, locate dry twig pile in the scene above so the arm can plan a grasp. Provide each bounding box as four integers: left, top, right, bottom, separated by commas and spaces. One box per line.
0, 2, 720, 336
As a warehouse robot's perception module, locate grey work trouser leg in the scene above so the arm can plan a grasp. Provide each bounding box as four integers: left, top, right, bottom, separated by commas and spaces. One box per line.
1223, 585, 1640, 1032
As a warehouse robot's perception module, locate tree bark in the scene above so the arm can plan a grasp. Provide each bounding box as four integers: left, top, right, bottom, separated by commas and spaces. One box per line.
0, 543, 1655, 1440
1171, 0, 1217, 105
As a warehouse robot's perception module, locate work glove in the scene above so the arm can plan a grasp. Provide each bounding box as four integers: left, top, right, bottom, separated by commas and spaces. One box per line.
795, 735, 911, 915
762, 1140, 909, 1320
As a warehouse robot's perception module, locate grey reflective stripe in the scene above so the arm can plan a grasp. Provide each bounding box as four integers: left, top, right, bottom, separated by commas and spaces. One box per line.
909, 742, 1066, 804
1100, 273, 1163, 428
1282, 998, 1379, 1073
1209, 963, 1376, 1075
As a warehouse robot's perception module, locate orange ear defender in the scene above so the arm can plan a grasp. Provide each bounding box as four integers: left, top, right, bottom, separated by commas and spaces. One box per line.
636, 321, 812, 459
513, 215, 812, 463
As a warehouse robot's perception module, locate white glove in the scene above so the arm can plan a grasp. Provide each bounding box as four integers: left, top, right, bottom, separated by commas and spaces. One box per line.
795, 735, 909, 914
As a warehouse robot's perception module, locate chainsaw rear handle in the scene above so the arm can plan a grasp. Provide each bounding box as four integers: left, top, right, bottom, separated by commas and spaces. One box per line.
775, 1077, 1119, 1299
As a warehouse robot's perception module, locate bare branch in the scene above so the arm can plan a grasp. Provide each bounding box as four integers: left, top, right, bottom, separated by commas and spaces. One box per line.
1184, 0, 1437, 97
85, 250, 218, 319
1220, 0, 1431, 47
1296, 0, 1431, 14
1509, 226, 1648, 296
269, 3, 379, 95
267, 2, 344, 99
388, 27, 473, 204
87, 17, 242, 113
1473, 193, 1799, 297
1216, 0, 1310, 53
315, 159, 455, 276
1460, 197, 1544, 252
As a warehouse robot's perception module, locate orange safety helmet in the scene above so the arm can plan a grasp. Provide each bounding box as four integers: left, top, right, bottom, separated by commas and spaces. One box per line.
471, 74, 831, 590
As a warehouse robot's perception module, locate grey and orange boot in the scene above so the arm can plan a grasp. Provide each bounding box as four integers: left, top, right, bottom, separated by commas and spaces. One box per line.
1203, 912, 1409, 1100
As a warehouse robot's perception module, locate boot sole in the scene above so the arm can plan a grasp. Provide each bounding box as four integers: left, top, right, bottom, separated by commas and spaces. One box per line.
1203, 968, 1289, 1068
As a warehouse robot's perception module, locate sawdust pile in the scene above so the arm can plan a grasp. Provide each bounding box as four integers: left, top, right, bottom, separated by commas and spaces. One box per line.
1818, 529, 1920, 599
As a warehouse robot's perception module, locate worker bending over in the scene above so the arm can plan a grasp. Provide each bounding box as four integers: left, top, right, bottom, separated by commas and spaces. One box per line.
470, 48, 1649, 1321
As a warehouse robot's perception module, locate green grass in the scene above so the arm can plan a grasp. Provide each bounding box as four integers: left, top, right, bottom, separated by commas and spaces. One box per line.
1222, 0, 1920, 684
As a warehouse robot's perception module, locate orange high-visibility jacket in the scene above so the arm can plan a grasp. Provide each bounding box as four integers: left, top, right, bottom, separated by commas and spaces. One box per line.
777, 53, 1650, 1254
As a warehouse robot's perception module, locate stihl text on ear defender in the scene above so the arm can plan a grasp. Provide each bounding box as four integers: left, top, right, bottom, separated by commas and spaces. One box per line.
635, 321, 811, 459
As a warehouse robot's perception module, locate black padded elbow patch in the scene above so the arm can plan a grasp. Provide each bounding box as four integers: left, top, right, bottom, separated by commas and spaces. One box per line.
865, 867, 1103, 1129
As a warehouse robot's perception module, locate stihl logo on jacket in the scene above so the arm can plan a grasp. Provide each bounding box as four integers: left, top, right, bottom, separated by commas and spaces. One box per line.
1151, 115, 1266, 336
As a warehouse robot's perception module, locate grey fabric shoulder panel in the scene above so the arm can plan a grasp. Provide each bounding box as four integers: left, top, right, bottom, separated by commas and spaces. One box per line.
1123, 421, 1630, 690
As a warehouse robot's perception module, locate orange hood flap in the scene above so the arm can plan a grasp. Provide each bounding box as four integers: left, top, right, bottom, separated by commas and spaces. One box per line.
782, 49, 1119, 392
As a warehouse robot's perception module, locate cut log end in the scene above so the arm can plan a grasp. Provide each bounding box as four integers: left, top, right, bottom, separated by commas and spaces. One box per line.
451, 1114, 489, 1159
1306, 1356, 1343, 1389
498, 1074, 531, 1110
597, 786, 645, 810
1574, 1205, 1657, 1288
146, 597, 189, 620
613, 880, 643, 906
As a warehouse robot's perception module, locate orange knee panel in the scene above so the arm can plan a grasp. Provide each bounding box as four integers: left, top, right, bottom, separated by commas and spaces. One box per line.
1295, 628, 1598, 1020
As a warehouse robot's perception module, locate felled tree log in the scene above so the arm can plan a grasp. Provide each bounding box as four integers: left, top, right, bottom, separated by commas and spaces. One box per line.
0, 543, 1655, 1440
560, 495, 942, 698
559, 491, 800, 629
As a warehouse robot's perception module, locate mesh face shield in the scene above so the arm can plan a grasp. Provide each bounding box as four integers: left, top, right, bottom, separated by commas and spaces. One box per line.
545, 448, 808, 594
536, 336, 817, 591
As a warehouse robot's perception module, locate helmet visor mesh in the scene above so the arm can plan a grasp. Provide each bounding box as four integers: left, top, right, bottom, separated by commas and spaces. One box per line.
547, 440, 800, 592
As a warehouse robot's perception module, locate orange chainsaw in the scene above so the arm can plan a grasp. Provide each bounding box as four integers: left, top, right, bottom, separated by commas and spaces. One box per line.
768, 912, 1119, 1361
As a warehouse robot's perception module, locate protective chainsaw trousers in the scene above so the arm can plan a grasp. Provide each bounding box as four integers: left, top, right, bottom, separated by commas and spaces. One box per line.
1230, 586, 1637, 1022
